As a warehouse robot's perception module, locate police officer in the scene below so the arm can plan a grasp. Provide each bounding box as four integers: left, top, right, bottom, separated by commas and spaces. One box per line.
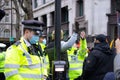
0, 43, 6, 80
39, 35, 46, 51
38, 35, 48, 78
4, 20, 45, 80
82, 34, 116, 80
68, 31, 88, 80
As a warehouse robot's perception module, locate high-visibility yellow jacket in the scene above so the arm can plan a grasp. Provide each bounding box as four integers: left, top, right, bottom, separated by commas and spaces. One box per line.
67, 38, 87, 80
4, 37, 44, 80
39, 43, 46, 52
0, 52, 5, 73
39, 43, 49, 77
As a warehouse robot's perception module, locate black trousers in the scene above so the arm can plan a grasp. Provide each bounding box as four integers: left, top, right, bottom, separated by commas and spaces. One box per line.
0, 73, 5, 80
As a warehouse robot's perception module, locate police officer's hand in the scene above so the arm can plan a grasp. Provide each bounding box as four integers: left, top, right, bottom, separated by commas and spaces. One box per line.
74, 75, 83, 80
115, 38, 120, 54
80, 31, 86, 39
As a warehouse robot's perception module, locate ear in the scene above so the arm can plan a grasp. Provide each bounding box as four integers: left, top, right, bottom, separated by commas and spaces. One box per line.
106, 38, 108, 43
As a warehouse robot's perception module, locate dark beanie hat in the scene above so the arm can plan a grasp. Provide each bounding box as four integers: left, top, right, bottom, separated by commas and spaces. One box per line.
95, 34, 106, 42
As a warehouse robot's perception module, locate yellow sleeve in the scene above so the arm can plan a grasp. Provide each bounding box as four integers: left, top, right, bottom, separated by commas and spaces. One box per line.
78, 39, 88, 59
4, 48, 24, 80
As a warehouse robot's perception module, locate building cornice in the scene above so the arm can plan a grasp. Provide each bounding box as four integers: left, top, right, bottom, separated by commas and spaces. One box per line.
33, 0, 55, 13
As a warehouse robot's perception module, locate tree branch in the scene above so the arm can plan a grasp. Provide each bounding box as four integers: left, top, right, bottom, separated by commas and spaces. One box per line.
0, 0, 5, 8
18, 0, 28, 13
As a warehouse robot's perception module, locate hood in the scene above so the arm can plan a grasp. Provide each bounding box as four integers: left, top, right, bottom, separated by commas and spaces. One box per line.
94, 42, 112, 55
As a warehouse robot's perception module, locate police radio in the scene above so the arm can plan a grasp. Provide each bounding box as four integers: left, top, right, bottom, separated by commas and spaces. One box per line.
52, 61, 66, 80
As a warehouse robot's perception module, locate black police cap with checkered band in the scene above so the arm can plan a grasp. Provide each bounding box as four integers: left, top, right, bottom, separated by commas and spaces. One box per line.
22, 20, 45, 30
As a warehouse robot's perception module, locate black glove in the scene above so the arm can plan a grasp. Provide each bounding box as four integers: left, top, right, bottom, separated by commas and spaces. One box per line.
74, 76, 83, 80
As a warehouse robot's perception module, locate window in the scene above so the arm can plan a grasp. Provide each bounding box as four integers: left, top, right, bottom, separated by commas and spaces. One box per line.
63, 30, 69, 41
51, 12, 54, 25
4, 29, 10, 38
77, 0, 84, 17
111, 0, 116, 13
79, 0, 84, 16
34, 0, 38, 8
116, 0, 120, 12
34, 17, 38, 20
61, 6, 69, 23
42, 15, 47, 26
43, 0, 46, 4
5, 14, 9, 22
5, 1, 9, 6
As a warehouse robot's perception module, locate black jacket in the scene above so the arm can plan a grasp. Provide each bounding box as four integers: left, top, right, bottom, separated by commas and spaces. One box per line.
82, 42, 116, 80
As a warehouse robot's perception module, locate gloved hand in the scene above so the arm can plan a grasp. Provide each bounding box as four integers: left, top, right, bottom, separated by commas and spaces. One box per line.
74, 76, 83, 80
80, 31, 86, 39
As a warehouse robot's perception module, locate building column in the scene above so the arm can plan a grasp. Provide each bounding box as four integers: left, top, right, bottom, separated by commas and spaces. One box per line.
68, 0, 76, 36
47, 13, 52, 41
47, 13, 52, 27
32, 0, 35, 9
38, 16, 43, 22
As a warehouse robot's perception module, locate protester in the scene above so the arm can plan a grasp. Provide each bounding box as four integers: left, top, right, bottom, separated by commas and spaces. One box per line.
45, 30, 78, 79
82, 34, 115, 80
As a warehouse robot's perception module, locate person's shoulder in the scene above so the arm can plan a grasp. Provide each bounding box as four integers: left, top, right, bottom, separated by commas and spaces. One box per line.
7, 41, 21, 51
14, 41, 21, 46
89, 49, 102, 57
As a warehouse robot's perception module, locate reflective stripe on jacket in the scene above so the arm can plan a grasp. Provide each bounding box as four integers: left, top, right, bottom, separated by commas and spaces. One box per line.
68, 39, 87, 80
68, 54, 84, 80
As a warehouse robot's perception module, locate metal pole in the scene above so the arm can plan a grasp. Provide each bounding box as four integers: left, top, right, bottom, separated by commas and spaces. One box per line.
117, 11, 120, 38
10, 0, 13, 44
55, 0, 61, 60
52, 1, 66, 80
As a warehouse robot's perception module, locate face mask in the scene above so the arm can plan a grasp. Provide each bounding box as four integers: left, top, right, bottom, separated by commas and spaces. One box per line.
42, 39, 46, 45
29, 35, 39, 44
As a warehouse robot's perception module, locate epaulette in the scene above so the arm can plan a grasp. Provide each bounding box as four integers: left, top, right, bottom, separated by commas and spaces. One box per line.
7, 41, 21, 51
14, 40, 21, 46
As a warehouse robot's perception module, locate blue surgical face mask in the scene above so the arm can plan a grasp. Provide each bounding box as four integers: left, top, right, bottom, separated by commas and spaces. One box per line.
42, 39, 46, 45
29, 35, 39, 44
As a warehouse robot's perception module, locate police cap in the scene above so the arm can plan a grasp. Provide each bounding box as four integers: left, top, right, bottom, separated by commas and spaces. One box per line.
39, 34, 46, 38
22, 20, 45, 30
0, 43, 6, 48
0, 9, 5, 21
